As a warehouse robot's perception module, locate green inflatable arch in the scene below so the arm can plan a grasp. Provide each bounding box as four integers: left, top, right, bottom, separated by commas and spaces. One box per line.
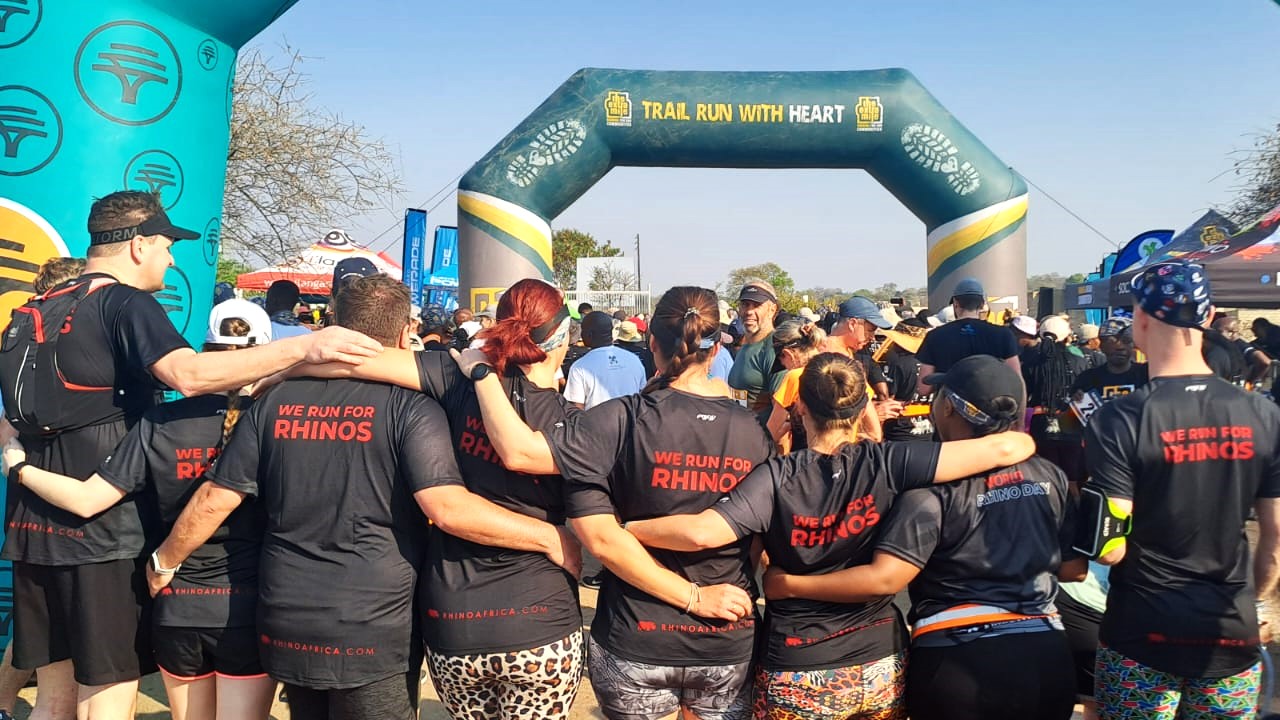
458, 68, 1028, 311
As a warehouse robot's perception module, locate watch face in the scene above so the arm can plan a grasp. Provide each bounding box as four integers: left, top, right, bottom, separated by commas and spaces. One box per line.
471, 364, 491, 381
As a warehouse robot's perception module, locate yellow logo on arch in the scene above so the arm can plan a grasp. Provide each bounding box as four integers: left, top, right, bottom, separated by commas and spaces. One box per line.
0, 198, 71, 328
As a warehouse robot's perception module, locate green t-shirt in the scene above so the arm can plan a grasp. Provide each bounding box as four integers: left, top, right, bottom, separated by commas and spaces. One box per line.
728, 336, 776, 410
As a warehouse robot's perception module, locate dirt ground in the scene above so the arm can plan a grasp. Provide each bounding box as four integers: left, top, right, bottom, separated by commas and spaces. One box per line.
13, 530, 1280, 719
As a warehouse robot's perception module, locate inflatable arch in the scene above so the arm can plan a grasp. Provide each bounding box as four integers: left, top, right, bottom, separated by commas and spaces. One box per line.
459, 68, 1028, 311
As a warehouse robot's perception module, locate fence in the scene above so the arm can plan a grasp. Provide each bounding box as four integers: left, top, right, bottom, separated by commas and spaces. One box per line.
565, 289, 654, 317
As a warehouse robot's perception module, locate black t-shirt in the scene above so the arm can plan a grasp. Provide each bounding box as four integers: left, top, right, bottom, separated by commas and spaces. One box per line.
1203, 331, 1244, 383
1085, 375, 1280, 678
877, 456, 1076, 623
1070, 363, 1149, 401
916, 318, 1018, 374
98, 394, 264, 628
4, 275, 188, 565
855, 349, 888, 391
882, 349, 927, 442
713, 441, 941, 670
413, 352, 581, 654
207, 377, 462, 689
549, 387, 774, 666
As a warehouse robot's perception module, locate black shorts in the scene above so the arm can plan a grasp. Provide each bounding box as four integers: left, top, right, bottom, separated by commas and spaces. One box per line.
12, 558, 151, 685
285, 672, 418, 720
154, 625, 265, 680
1057, 591, 1104, 699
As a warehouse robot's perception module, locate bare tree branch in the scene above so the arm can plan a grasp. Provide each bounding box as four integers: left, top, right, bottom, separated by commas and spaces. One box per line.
222, 45, 404, 264
1223, 123, 1280, 224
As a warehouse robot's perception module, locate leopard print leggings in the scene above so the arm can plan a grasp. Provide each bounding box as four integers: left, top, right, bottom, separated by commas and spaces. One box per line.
426, 631, 584, 720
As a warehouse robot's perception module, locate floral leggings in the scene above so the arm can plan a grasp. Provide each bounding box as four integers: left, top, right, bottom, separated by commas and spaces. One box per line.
1094, 646, 1260, 719
752, 652, 906, 720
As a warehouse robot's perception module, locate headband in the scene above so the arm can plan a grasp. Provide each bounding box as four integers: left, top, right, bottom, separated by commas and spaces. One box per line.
530, 306, 571, 344
798, 379, 867, 421
88, 215, 172, 246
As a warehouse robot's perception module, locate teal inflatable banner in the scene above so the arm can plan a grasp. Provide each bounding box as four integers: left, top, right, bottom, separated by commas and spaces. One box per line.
459, 68, 1028, 310
0, 0, 299, 649
0, 0, 299, 343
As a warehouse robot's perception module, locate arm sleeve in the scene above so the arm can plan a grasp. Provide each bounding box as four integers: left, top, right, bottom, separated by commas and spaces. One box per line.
1083, 402, 1138, 501
547, 397, 629, 484
1258, 404, 1280, 498
915, 333, 937, 367
414, 350, 456, 402
875, 489, 943, 568
1001, 328, 1019, 359
96, 415, 154, 494
562, 365, 588, 405
710, 462, 777, 538
880, 440, 943, 493
204, 403, 263, 499
113, 291, 192, 371
399, 395, 465, 492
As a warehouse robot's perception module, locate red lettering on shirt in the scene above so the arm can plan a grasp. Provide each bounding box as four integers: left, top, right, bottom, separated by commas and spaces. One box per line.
271, 418, 374, 442
986, 469, 1026, 489
789, 496, 881, 546
649, 452, 753, 493
1161, 426, 1255, 464
258, 633, 376, 656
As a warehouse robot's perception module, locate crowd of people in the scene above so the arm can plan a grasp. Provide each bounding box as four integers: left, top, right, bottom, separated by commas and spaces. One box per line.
0, 189, 1276, 720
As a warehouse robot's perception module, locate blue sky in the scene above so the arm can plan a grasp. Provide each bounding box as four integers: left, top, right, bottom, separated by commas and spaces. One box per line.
253, 0, 1280, 294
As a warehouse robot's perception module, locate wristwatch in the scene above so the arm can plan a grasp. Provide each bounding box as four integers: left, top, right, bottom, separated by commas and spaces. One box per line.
470, 363, 494, 381
150, 549, 181, 576
8, 461, 28, 484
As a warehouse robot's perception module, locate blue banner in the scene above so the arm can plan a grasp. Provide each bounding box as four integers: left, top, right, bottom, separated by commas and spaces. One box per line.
429, 226, 459, 288
1113, 229, 1175, 274
402, 209, 428, 307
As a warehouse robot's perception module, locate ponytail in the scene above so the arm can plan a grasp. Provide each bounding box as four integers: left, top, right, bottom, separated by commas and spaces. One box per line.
473, 279, 567, 376
644, 287, 721, 393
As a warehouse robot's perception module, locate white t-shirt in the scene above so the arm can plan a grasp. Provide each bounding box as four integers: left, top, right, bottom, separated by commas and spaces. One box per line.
564, 345, 646, 409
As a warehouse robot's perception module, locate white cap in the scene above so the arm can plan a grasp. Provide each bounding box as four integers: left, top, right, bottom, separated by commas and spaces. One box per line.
206, 299, 271, 346
459, 320, 482, 338
797, 306, 820, 322
1010, 315, 1037, 336
1039, 315, 1072, 342
410, 304, 422, 322
927, 305, 956, 327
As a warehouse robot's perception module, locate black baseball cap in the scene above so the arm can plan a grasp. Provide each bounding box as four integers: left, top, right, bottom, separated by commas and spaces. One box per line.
331, 257, 379, 296
89, 208, 200, 246
924, 355, 1025, 428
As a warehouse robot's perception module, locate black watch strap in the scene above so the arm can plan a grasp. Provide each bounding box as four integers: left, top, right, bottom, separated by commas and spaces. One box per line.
8, 461, 29, 483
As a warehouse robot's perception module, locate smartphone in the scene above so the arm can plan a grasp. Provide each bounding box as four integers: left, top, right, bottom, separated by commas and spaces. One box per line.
1072, 485, 1129, 558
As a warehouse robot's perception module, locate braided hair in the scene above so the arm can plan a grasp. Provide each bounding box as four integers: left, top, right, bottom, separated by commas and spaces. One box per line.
644, 287, 721, 393
1024, 337, 1077, 411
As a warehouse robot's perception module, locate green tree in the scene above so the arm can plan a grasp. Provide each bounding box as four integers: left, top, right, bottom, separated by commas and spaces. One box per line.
216, 257, 254, 286
552, 228, 622, 290
723, 262, 801, 312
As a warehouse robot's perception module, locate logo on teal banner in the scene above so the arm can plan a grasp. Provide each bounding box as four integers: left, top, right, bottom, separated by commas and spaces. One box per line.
196, 38, 218, 71
156, 265, 192, 334
202, 218, 221, 266
0, 0, 40, 48
123, 149, 183, 208
0, 85, 62, 176
75, 20, 182, 126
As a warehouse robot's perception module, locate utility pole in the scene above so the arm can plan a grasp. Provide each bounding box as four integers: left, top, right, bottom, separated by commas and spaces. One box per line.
634, 233, 642, 292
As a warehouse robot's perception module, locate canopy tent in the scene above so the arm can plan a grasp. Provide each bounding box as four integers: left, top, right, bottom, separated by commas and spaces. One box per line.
236, 230, 402, 295
1065, 205, 1280, 310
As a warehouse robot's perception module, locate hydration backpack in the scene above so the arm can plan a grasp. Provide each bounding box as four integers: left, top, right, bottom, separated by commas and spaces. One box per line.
0, 276, 118, 435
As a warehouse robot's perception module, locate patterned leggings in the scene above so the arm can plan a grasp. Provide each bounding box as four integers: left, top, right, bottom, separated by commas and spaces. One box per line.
1095, 646, 1260, 719
426, 631, 584, 720
752, 653, 906, 720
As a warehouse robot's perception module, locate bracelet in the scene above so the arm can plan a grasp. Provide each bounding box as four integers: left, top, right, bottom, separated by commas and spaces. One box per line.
150, 549, 181, 576
684, 582, 700, 614
8, 461, 28, 484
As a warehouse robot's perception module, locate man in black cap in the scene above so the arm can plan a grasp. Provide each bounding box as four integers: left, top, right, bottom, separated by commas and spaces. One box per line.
564, 312, 645, 410
0, 190, 381, 720
728, 279, 781, 417
325, 257, 380, 326
915, 277, 1020, 396
266, 279, 311, 340
1085, 260, 1280, 719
